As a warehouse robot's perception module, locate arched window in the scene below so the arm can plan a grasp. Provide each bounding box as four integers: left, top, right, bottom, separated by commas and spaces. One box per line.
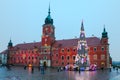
67, 56, 70, 60
61, 56, 64, 60
101, 47, 104, 51
73, 56, 75, 60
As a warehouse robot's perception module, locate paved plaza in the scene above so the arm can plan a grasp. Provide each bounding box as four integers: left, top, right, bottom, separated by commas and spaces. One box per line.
0, 66, 120, 80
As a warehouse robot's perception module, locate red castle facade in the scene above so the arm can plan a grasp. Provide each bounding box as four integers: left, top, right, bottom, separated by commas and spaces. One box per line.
1, 7, 112, 69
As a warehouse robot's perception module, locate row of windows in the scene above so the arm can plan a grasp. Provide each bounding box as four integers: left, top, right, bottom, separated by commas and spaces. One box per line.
61, 56, 75, 60
90, 47, 105, 51
61, 48, 76, 52
13, 51, 38, 54
11, 61, 38, 64
93, 54, 105, 60
61, 47, 105, 53
10, 56, 41, 61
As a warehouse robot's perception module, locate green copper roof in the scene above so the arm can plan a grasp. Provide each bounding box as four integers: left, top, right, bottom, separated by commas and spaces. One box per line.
102, 26, 108, 38
45, 5, 53, 24
8, 39, 13, 47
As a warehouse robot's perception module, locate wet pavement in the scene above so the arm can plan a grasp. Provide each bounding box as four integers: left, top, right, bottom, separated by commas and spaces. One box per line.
0, 66, 120, 80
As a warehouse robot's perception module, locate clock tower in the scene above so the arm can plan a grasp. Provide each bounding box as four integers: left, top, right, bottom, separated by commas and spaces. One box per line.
41, 5, 55, 67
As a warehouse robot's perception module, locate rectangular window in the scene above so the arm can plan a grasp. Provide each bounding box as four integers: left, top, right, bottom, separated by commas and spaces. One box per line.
94, 47, 97, 51
93, 55, 97, 60
101, 55, 105, 60
56, 61, 58, 64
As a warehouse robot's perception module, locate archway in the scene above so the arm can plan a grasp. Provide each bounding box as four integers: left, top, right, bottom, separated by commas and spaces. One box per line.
43, 61, 47, 69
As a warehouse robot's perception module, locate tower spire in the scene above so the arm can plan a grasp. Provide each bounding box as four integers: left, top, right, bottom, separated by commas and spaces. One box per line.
8, 38, 13, 48
48, 3, 50, 15
102, 25, 108, 38
81, 20, 84, 31
45, 3, 53, 24
103, 25, 106, 32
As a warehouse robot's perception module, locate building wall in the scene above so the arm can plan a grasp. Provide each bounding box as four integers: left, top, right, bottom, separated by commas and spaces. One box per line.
7, 42, 109, 69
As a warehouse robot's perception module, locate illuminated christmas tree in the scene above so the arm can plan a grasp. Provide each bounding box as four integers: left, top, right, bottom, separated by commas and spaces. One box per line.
75, 21, 89, 70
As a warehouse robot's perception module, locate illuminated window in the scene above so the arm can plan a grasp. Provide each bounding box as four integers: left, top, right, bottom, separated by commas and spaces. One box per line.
101, 55, 105, 60
93, 54, 97, 60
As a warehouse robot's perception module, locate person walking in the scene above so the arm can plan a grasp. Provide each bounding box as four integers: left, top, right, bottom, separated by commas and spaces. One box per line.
32, 66, 34, 73
24, 65, 27, 70
116, 67, 118, 72
79, 67, 81, 74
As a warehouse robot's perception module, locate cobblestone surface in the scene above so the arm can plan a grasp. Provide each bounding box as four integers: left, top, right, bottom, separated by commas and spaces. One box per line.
0, 66, 120, 80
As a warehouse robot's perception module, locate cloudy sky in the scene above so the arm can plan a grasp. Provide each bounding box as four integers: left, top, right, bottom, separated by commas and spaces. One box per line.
0, 0, 120, 61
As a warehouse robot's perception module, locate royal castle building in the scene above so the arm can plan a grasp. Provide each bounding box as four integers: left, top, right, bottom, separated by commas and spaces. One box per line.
0, 7, 112, 69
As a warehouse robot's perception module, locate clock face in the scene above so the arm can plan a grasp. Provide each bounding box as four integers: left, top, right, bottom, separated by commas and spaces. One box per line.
45, 28, 48, 31
44, 27, 48, 35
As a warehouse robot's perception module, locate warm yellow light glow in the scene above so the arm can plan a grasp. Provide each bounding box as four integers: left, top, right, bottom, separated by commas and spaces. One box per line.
28, 64, 32, 67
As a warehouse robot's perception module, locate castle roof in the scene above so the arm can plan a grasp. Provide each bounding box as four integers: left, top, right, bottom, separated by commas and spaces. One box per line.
0, 37, 101, 54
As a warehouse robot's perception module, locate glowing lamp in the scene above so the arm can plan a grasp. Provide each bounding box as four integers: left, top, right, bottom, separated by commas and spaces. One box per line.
28, 64, 32, 67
